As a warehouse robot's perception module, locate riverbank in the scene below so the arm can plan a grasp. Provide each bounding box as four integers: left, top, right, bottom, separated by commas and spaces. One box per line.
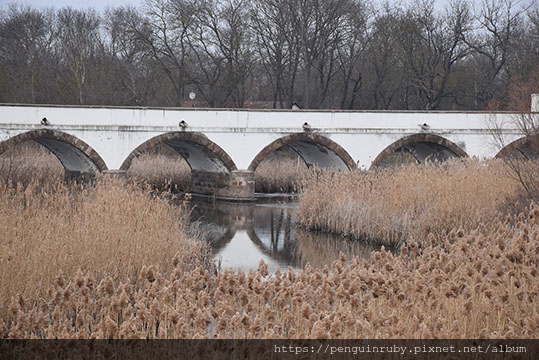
2, 199, 537, 338
1, 150, 537, 339
296, 159, 527, 247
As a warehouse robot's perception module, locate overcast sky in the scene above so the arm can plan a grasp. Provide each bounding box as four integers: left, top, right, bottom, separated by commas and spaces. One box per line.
0, 0, 142, 11
0, 0, 535, 13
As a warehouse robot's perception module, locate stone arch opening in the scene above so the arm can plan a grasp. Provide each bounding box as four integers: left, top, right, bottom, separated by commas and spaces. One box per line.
120, 132, 237, 195
0, 129, 107, 179
495, 134, 539, 160
248, 133, 356, 172
371, 133, 468, 168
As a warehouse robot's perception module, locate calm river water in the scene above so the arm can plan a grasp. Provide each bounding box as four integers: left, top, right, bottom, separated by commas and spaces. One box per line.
186, 197, 384, 272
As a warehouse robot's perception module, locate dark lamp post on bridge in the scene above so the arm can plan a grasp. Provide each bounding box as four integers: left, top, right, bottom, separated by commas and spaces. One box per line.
189, 91, 196, 107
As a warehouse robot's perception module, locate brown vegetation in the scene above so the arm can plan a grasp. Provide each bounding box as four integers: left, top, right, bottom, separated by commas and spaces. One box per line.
0, 141, 63, 187
296, 159, 524, 247
1, 147, 537, 339
127, 145, 191, 192
254, 156, 309, 193
2, 201, 537, 338
0, 178, 213, 322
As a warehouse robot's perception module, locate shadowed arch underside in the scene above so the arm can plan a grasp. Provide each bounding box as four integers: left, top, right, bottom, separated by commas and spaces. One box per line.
495, 134, 539, 160
372, 133, 468, 167
120, 132, 237, 173
248, 133, 356, 171
121, 132, 238, 196
0, 129, 107, 178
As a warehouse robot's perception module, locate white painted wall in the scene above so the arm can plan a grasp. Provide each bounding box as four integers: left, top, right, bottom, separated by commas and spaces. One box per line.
0, 104, 530, 170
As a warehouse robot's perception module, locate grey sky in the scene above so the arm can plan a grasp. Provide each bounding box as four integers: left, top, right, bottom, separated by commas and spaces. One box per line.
0, 0, 142, 11
0, 0, 534, 13
0, 0, 454, 12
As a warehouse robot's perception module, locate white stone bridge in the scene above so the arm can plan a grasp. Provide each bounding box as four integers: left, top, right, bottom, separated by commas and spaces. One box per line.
0, 104, 537, 200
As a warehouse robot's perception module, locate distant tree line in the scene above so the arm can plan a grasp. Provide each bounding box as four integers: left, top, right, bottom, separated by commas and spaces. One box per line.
0, 0, 537, 110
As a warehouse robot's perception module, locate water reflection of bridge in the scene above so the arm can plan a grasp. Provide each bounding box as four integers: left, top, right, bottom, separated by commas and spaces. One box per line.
186, 199, 380, 270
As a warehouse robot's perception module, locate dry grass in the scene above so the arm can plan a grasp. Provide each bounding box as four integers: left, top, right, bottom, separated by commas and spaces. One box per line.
1, 147, 537, 339
0, 141, 308, 194
255, 156, 309, 193
0, 141, 64, 187
2, 203, 537, 339
296, 159, 523, 247
127, 144, 191, 192
0, 178, 213, 321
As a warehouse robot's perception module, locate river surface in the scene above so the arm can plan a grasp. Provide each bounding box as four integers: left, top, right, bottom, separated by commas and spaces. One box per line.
186, 197, 384, 272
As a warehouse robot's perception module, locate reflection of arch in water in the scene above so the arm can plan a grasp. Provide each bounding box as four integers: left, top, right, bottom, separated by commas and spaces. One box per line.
248, 133, 356, 171
187, 200, 253, 253
196, 223, 236, 254
247, 205, 301, 266
246, 227, 300, 267
371, 133, 468, 167
0, 129, 107, 179
495, 134, 539, 160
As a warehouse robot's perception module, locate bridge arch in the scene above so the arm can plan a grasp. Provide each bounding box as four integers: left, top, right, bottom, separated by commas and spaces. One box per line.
248, 133, 356, 171
0, 129, 108, 178
120, 132, 237, 173
495, 134, 539, 159
371, 133, 468, 167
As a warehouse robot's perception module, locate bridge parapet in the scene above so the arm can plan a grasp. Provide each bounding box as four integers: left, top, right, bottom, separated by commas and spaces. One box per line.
1, 104, 537, 200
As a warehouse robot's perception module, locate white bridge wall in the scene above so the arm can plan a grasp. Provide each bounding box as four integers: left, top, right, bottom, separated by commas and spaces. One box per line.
0, 104, 526, 170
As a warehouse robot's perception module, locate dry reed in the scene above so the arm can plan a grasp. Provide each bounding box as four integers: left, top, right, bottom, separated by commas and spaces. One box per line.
127, 145, 191, 192
296, 159, 523, 246
0, 177, 213, 321
2, 203, 537, 339
255, 157, 309, 193
0, 141, 64, 187
1, 149, 537, 340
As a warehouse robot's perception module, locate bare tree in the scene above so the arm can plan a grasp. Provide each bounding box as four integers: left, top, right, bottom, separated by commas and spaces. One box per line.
490, 67, 539, 203
250, 0, 301, 108
0, 4, 56, 103
187, 0, 255, 107
56, 8, 102, 105
396, 0, 473, 110
465, 0, 524, 108
363, 4, 405, 109
289, 0, 352, 108
333, 0, 371, 109
103, 6, 165, 105
129, 0, 195, 106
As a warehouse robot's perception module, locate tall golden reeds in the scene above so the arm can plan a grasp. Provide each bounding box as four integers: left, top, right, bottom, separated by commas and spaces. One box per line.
296, 159, 523, 246
0, 140, 63, 187
1, 150, 537, 340
127, 144, 191, 192
254, 154, 309, 193
3, 204, 538, 339
0, 177, 213, 320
